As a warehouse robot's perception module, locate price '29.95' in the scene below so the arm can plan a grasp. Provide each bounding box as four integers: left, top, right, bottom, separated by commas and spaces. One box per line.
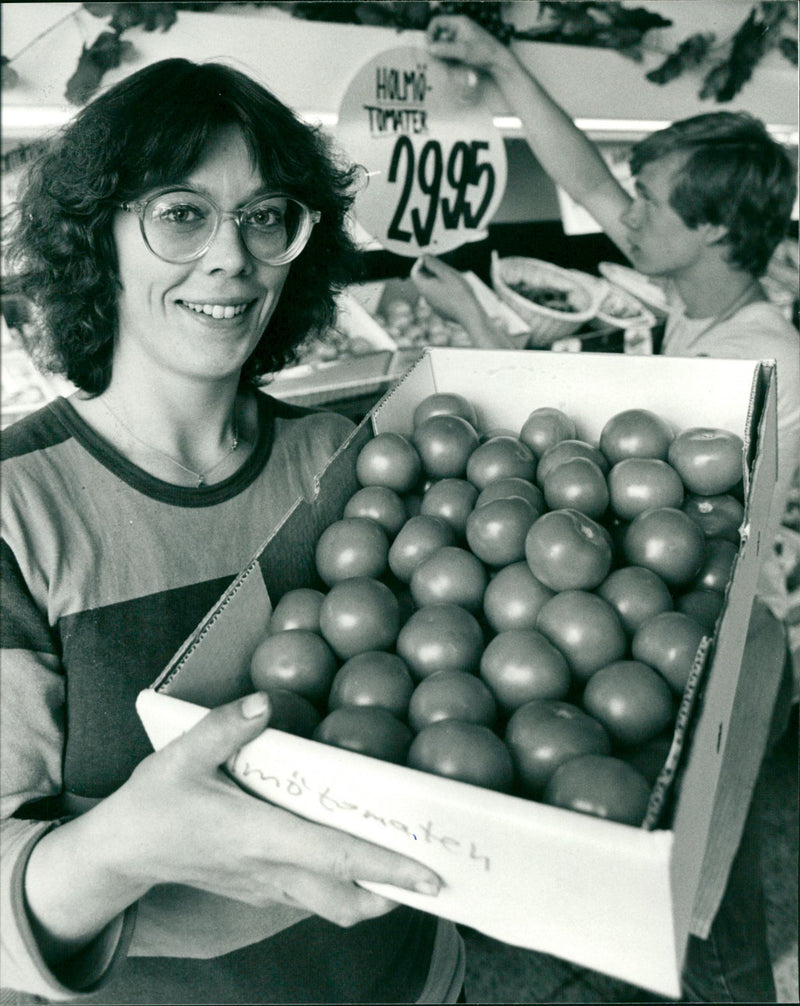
387, 136, 497, 248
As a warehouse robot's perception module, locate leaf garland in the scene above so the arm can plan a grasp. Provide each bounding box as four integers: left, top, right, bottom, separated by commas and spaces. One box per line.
1, 1, 796, 106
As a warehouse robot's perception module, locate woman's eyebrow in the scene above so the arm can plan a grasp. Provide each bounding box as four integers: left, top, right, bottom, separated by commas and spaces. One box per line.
170, 182, 281, 205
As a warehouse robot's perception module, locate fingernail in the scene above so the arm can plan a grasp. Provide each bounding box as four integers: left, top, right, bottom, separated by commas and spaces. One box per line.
241, 692, 269, 719
414, 879, 441, 896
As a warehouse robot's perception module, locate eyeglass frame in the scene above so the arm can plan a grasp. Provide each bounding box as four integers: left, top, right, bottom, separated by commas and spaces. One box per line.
117, 187, 322, 266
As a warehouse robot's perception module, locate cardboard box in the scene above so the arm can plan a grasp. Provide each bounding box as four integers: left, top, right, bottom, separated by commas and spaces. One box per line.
137, 349, 778, 997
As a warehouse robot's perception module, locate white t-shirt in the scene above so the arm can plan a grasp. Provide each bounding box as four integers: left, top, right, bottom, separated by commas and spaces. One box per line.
662, 295, 800, 621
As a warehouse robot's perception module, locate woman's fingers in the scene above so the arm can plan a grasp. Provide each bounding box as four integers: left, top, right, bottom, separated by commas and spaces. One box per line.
262, 865, 401, 927
161, 692, 272, 776
259, 805, 442, 898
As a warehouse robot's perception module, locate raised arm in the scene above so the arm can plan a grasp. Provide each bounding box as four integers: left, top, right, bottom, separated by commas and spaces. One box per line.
426, 14, 633, 252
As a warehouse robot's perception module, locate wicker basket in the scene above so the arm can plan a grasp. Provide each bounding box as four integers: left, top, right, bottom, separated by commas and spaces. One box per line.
490, 253, 603, 346
568, 270, 657, 331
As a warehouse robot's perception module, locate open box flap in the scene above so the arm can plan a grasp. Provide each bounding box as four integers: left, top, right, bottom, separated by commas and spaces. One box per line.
372, 349, 762, 450
136, 688, 681, 996
684, 361, 781, 936
152, 421, 372, 704
657, 362, 778, 943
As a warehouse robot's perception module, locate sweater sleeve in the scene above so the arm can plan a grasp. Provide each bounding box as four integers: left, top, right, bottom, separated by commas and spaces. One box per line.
0, 540, 134, 999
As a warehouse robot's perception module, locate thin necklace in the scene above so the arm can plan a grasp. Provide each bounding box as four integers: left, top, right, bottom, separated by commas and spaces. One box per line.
686, 280, 763, 342
99, 396, 239, 487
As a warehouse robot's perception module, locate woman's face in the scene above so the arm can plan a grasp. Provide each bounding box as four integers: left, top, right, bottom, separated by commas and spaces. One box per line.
112, 124, 289, 387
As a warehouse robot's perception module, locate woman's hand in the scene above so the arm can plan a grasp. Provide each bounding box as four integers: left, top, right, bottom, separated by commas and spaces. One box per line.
24, 693, 442, 962
426, 14, 515, 76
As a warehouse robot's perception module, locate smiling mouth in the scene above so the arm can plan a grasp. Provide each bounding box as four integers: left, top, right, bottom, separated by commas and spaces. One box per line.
181, 300, 253, 320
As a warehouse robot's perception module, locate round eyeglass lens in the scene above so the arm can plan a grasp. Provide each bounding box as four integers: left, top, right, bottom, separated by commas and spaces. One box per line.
142, 191, 314, 264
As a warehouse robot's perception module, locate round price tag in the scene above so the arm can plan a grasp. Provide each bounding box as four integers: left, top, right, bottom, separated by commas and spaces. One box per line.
337, 46, 507, 257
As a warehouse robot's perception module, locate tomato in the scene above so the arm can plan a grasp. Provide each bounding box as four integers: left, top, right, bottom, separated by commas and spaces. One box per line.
682, 493, 744, 544
250, 629, 337, 705
419, 478, 479, 538
622, 507, 706, 588
675, 588, 724, 631
542, 457, 609, 520
410, 545, 488, 613
356, 432, 422, 493
466, 436, 537, 490
480, 629, 571, 712
465, 497, 538, 567
667, 427, 744, 496
318, 576, 401, 659
631, 611, 707, 694
412, 414, 481, 479
328, 651, 414, 719
607, 458, 684, 521
692, 537, 737, 593
475, 476, 544, 515
505, 699, 611, 796
519, 407, 577, 459
596, 565, 674, 636
536, 590, 627, 683
536, 440, 610, 486
413, 392, 479, 430
315, 517, 390, 587
263, 688, 321, 738
482, 560, 555, 633
407, 720, 514, 792
343, 486, 407, 538
543, 754, 651, 826
314, 707, 413, 764
408, 670, 498, 732
525, 509, 613, 592
396, 603, 484, 680
599, 409, 674, 466
388, 514, 455, 583
268, 587, 325, 634
582, 660, 675, 747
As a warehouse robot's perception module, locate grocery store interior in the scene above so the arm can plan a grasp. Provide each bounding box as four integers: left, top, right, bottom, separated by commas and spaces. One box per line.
1, 2, 797, 1003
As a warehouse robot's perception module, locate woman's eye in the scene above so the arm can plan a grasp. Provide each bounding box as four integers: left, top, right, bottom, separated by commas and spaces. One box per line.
155, 203, 206, 224
247, 206, 283, 229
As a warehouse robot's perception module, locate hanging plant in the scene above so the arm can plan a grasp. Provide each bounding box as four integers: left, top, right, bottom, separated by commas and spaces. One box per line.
1, 1, 796, 107
645, 1, 797, 101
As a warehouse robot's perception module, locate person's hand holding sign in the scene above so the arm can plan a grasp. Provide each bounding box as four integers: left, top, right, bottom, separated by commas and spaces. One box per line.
410, 255, 516, 349
426, 14, 515, 76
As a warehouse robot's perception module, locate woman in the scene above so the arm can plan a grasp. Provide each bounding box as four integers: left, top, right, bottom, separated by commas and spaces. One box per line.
1, 59, 463, 1004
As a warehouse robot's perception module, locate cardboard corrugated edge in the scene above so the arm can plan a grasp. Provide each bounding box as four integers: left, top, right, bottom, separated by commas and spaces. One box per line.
151, 420, 372, 704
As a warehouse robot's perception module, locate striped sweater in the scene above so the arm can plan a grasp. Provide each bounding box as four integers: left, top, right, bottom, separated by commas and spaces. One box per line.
0, 392, 455, 1003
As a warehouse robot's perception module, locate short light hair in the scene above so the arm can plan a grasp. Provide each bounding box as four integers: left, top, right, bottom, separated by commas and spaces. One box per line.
630, 112, 796, 277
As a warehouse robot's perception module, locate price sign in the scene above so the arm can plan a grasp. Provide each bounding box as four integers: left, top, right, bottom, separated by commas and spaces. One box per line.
336, 47, 507, 257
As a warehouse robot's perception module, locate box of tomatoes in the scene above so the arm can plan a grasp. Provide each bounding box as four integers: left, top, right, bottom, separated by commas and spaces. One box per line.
137, 347, 778, 997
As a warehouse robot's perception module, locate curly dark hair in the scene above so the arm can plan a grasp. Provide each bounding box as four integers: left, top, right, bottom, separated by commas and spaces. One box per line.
629, 112, 796, 278
3, 59, 364, 393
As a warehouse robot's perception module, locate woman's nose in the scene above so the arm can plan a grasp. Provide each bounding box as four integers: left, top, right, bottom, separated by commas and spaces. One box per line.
202, 215, 251, 274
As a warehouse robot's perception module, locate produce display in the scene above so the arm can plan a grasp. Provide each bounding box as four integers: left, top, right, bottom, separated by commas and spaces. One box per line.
507, 282, 579, 313
293, 325, 384, 367
249, 395, 745, 828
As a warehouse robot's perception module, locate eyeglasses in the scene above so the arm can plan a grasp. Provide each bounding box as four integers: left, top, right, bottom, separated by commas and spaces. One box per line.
118, 188, 321, 266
